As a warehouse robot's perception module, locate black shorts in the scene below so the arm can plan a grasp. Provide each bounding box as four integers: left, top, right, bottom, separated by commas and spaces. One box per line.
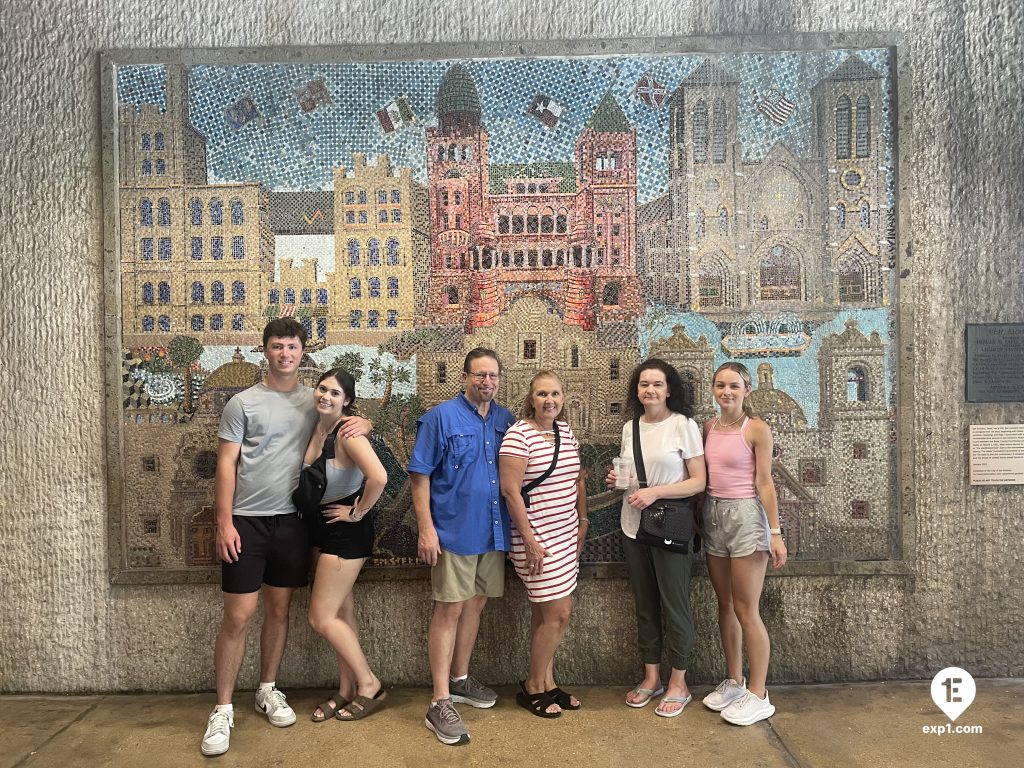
222, 514, 310, 594
308, 491, 375, 561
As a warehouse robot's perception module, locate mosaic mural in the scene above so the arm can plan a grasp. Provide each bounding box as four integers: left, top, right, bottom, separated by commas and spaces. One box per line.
108, 45, 900, 579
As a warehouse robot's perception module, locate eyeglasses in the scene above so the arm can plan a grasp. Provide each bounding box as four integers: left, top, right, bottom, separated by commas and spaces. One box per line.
464, 371, 501, 381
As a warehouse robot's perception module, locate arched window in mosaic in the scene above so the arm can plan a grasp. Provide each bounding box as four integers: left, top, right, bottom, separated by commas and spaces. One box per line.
348, 238, 360, 266
602, 282, 621, 306
141, 238, 153, 261
847, 365, 868, 402
463, 145, 472, 162
191, 314, 204, 332
231, 236, 245, 259
155, 159, 165, 175
712, 99, 726, 163
692, 100, 709, 164
142, 316, 154, 332
859, 200, 871, 228
541, 207, 554, 234
211, 314, 224, 331
284, 288, 295, 304
387, 238, 399, 265
142, 282, 154, 304
316, 317, 327, 339
300, 288, 311, 305
759, 245, 801, 301
158, 238, 171, 260
695, 209, 706, 242
570, 344, 580, 368
191, 237, 203, 260
856, 95, 871, 157
208, 281, 223, 304
158, 315, 170, 332
719, 207, 729, 235
317, 288, 328, 305
157, 198, 170, 227
838, 253, 867, 303
836, 202, 846, 229
139, 199, 153, 226
141, 133, 150, 150
368, 238, 380, 266
230, 198, 244, 225
232, 314, 245, 331
369, 277, 381, 298
209, 198, 223, 225
350, 278, 361, 299
527, 208, 539, 234
391, 189, 401, 204
556, 210, 568, 233
386, 310, 397, 328
835, 95, 852, 159
269, 289, 280, 304
511, 213, 524, 234
190, 198, 203, 226
698, 256, 730, 308
349, 310, 362, 328
207, 237, 221, 260
447, 285, 459, 305
154, 132, 165, 150
368, 310, 380, 328
231, 281, 245, 304
388, 277, 398, 298
158, 282, 170, 304
191, 281, 204, 304
141, 160, 152, 175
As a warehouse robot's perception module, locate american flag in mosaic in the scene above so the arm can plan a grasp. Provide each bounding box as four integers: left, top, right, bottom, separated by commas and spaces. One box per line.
756, 87, 796, 126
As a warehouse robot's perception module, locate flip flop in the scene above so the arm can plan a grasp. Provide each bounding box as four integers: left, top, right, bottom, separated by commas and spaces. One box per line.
336, 688, 387, 721
516, 681, 562, 719
311, 696, 348, 722
546, 686, 581, 710
625, 683, 665, 708
655, 693, 693, 718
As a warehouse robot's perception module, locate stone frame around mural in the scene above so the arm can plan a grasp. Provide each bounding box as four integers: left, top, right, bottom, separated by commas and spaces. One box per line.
100, 33, 914, 585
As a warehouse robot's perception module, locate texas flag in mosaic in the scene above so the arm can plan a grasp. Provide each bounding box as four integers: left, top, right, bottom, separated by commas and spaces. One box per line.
526, 94, 565, 129
756, 87, 796, 126
376, 96, 416, 133
296, 78, 332, 113
224, 95, 261, 130
634, 73, 667, 109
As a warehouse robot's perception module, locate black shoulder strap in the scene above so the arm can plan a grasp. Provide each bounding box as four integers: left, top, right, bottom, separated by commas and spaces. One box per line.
317, 419, 346, 466
522, 421, 561, 496
632, 416, 648, 488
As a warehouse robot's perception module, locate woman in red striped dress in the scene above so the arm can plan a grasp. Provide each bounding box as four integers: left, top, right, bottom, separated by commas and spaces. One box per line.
499, 370, 588, 719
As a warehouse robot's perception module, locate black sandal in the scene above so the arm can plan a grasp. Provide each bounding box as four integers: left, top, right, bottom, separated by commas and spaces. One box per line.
546, 686, 581, 710
516, 680, 561, 719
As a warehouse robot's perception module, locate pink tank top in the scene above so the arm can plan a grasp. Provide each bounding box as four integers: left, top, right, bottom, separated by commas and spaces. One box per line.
705, 417, 757, 498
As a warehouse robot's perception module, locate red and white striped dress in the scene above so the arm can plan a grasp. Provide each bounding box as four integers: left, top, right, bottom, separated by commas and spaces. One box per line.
499, 419, 582, 602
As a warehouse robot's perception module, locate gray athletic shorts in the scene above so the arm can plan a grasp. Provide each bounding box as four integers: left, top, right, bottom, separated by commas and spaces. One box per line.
702, 496, 771, 558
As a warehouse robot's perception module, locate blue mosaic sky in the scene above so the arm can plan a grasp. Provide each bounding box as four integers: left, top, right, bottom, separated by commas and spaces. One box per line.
117, 49, 893, 204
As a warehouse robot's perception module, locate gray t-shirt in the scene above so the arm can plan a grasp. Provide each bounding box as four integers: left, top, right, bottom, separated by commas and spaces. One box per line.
217, 383, 316, 516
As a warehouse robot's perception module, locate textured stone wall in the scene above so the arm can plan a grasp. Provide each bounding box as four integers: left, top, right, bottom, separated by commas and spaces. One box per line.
1, 0, 1022, 692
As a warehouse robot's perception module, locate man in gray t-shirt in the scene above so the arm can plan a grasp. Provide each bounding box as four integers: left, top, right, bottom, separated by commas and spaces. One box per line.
200, 318, 370, 757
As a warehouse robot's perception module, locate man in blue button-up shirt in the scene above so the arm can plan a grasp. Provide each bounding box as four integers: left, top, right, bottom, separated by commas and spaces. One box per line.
409, 348, 516, 745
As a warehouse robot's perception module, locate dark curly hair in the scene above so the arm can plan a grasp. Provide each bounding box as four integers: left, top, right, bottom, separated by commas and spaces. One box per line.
624, 358, 694, 419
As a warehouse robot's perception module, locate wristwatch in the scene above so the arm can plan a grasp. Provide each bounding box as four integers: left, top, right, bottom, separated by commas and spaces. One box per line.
769, 527, 783, 536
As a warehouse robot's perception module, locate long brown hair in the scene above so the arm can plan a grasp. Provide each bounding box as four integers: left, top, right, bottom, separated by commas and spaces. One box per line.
712, 362, 754, 417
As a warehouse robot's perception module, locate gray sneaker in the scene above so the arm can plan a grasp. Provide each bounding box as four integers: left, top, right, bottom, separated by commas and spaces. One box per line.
703, 677, 747, 711
449, 675, 497, 709
425, 697, 470, 746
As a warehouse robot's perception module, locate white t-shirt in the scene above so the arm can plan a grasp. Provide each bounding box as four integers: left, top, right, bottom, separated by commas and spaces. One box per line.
618, 412, 704, 539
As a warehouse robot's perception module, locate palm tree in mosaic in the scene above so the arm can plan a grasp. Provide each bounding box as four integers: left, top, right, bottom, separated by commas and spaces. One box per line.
167, 335, 204, 413
367, 356, 410, 411
330, 351, 366, 382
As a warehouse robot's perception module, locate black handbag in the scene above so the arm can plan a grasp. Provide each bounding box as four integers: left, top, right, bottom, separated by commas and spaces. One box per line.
631, 416, 701, 555
292, 420, 345, 518
520, 423, 560, 510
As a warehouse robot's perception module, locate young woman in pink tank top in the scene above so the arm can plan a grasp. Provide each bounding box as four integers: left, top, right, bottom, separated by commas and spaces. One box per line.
700, 362, 787, 726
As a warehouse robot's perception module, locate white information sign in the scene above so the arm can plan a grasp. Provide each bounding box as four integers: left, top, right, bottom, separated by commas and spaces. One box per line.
969, 425, 1024, 485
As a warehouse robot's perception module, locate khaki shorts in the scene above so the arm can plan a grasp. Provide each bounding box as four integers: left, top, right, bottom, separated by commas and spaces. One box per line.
702, 496, 771, 558
432, 549, 506, 602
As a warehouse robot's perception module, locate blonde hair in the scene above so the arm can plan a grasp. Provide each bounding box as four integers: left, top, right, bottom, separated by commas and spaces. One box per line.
520, 369, 566, 421
713, 362, 755, 417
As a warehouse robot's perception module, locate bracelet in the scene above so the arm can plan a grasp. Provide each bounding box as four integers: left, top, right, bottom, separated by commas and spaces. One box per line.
769, 527, 782, 535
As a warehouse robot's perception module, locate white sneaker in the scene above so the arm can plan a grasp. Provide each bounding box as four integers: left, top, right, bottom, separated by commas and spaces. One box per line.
702, 677, 747, 711
255, 686, 297, 727
201, 709, 233, 756
721, 689, 775, 725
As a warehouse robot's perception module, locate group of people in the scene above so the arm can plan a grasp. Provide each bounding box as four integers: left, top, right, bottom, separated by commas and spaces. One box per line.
200, 317, 787, 756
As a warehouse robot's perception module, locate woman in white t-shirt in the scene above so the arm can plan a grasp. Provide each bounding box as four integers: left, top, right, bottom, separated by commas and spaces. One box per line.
607, 359, 706, 718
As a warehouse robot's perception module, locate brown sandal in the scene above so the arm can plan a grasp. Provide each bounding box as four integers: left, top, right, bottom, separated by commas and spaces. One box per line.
336, 688, 387, 721
311, 696, 348, 722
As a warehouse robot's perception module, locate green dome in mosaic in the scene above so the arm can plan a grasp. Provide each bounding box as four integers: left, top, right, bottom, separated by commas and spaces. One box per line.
436, 64, 481, 131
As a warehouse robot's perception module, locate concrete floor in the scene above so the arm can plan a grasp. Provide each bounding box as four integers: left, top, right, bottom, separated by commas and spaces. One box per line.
4, 680, 1019, 768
